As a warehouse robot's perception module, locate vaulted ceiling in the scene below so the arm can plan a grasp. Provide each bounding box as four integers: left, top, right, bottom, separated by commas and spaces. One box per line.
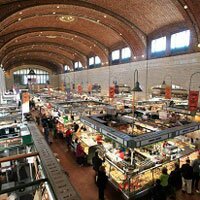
0, 0, 200, 73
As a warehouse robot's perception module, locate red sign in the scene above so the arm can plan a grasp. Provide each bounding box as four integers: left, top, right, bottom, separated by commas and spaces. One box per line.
22, 92, 30, 103
165, 85, 172, 99
87, 83, 92, 93
189, 91, 199, 112
77, 84, 82, 95
109, 86, 115, 98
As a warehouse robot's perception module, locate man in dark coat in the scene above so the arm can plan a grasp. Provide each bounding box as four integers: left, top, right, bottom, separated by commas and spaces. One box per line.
92, 152, 103, 174
168, 163, 182, 199
181, 159, 193, 194
97, 166, 108, 200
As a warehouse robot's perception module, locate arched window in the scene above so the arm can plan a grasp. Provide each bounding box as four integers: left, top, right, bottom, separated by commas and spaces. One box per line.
13, 68, 49, 85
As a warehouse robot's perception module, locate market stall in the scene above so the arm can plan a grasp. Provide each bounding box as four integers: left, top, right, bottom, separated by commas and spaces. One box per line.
80, 115, 200, 199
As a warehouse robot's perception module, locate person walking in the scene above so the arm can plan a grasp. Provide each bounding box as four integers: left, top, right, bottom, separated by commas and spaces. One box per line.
192, 154, 200, 193
168, 163, 182, 199
76, 142, 86, 166
181, 159, 193, 194
97, 166, 108, 200
43, 122, 50, 144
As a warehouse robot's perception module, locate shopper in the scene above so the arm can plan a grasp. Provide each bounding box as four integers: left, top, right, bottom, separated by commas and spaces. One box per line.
194, 138, 200, 150
192, 154, 200, 193
73, 138, 79, 153
168, 163, 182, 199
43, 124, 50, 144
52, 118, 58, 139
65, 127, 73, 149
159, 167, 169, 196
97, 166, 108, 200
124, 148, 131, 162
151, 179, 166, 200
92, 152, 103, 177
76, 142, 86, 166
181, 159, 193, 194
73, 122, 79, 133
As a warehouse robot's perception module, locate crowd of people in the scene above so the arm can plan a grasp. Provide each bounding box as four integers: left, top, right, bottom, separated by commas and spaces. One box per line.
151, 155, 200, 200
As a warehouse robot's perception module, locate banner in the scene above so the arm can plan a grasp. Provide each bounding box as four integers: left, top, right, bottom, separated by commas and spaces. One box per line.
87, 83, 92, 94
22, 92, 30, 116
109, 86, 115, 98
165, 85, 171, 99
77, 84, 82, 95
189, 90, 199, 112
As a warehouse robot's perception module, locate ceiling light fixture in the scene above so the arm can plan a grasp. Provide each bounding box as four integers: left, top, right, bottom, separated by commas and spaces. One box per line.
134, 56, 136, 59
184, 5, 188, 9
46, 35, 57, 39
59, 15, 75, 23
119, 33, 122, 36
53, 12, 56, 15
104, 15, 107, 18
18, 18, 21, 21
57, 6, 60, 9
141, 55, 145, 58
198, 43, 200, 48
19, 12, 22, 15
97, 20, 100, 23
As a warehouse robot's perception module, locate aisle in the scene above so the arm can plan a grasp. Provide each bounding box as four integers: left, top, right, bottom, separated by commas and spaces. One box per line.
48, 138, 200, 200
50, 138, 123, 200
31, 110, 199, 200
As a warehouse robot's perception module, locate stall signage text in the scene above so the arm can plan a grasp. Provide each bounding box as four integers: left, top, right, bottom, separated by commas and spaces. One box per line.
101, 129, 123, 144
141, 134, 168, 146
178, 125, 199, 135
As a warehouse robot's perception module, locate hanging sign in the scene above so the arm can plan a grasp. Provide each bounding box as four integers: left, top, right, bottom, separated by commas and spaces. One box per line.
77, 84, 82, 95
165, 85, 172, 99
22, 92, 30, 115
189, 90, 199, 112
87, 83, 92, 94
109, 86, 115, 98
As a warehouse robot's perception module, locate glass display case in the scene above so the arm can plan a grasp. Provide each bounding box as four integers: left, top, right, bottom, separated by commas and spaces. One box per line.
103, 158, 178, 199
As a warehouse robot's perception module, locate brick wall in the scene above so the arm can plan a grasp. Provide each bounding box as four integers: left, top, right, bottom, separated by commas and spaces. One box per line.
59, 52, 200, 100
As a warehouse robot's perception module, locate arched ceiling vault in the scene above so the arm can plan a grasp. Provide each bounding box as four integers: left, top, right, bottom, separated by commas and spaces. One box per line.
7, 59, 61, 73
1, 43, 88, 69
4, 53, 64, 72
0, 0, 200, 73
2, 50, 75, 69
